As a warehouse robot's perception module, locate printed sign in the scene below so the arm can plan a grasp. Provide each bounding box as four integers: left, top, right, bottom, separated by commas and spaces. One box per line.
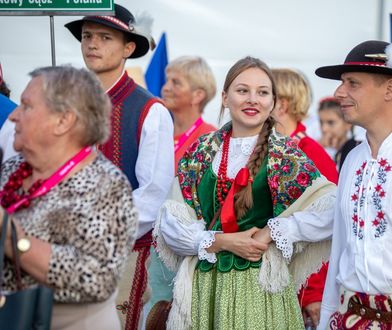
0, 0, 114, 15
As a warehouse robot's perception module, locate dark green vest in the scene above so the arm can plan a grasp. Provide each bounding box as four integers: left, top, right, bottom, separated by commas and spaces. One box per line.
196, 159, 273, 273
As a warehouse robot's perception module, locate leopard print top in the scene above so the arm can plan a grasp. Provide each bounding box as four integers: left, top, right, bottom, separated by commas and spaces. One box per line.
0, 153, 137, 303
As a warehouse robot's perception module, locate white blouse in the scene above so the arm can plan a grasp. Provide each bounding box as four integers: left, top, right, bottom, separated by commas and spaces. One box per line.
161, 135, 258, 263
319, 133, 392, 329
160, 134, 335, 264
133, 102, 174, 239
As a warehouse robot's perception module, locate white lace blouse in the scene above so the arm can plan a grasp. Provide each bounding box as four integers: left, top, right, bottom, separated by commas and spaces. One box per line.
161, 135, 258, 263
160, 134, 334, 265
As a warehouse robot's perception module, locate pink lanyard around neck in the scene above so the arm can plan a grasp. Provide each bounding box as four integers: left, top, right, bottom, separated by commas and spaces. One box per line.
6, 146, 93, 214
174, 117, 204, 152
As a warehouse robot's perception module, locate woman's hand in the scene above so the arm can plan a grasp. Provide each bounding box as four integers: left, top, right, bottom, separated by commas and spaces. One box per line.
207, 227, 269, 262
252, 226, 272, 245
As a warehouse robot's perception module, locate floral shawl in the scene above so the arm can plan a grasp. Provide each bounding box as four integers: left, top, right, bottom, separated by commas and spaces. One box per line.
177, 122, 322, 219
155, 122, 336, 330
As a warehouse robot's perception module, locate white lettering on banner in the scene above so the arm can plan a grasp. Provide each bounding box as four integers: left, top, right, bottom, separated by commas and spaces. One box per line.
0, 0, 19, 5
72, 0, 103, 3
28, 0, 52, 7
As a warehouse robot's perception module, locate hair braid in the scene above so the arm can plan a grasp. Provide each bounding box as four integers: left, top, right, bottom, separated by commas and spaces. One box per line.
234, 116, 275, 219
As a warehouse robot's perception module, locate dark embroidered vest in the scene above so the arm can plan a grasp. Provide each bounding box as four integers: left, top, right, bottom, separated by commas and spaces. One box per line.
99, 72, 161, 190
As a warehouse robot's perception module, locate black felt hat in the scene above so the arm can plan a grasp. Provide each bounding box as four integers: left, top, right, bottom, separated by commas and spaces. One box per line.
65, 4, 155, 58
315, 40, 392, 80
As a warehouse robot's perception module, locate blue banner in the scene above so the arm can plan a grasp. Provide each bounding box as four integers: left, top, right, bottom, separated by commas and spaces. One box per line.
145, 32, 168, 97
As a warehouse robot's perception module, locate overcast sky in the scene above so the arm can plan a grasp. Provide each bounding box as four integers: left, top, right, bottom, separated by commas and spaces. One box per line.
0, 0, 390, 137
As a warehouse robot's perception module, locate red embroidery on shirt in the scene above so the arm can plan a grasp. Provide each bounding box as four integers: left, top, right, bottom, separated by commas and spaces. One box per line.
351, 159, 390, 239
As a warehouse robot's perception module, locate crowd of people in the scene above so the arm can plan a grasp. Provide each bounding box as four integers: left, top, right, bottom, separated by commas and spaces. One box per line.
1, 3, 392, 330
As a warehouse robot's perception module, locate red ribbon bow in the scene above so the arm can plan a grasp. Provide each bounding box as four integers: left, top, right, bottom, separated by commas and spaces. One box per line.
220, 167, 251, 233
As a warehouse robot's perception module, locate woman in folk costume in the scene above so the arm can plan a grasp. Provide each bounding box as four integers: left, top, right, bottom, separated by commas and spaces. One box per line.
154, 57, 336, 329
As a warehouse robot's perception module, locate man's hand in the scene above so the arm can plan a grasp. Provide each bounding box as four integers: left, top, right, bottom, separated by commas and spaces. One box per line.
302, 301, 321, 328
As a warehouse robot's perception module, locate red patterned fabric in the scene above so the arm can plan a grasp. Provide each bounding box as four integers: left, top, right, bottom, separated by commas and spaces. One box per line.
124, 231, 152, 330
291, 122, 338, 310
291, 122, 338, 184
100, 72, 161, 328
98, 73, 136, 171
329, 291, 392, 330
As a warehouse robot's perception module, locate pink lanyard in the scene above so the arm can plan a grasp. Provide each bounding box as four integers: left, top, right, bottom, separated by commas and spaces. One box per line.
6, 146, 92, 214
174, 117, 204, 152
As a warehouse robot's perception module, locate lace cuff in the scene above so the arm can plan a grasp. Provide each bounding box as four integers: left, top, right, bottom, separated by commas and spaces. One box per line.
198, 231, 219, 263
268, 217, 293, 260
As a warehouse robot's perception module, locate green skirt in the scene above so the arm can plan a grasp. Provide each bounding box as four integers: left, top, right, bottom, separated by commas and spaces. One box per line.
191, 267, 304, 330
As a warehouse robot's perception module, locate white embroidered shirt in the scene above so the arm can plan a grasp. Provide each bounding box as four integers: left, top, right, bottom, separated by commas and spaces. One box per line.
320, 133, 392, 329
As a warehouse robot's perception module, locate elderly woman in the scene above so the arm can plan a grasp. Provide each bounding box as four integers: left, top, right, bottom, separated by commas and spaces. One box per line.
162, 55, 217, 172
0, 66, 137, 329
144, 57, 217, 326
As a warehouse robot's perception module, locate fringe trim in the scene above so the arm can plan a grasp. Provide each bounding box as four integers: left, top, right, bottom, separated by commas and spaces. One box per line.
289, 190, 334, 291
153, 201, 183, 272
153, 178, 201, 329
259, 185, 335, 293
258, 244, 290, 293
166, 256, 197, 330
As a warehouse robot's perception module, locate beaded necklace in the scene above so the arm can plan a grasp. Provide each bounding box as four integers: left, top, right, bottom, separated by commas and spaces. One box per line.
216, 130, 233, 206
0, 146, 92, 213
0, 162, 42, 210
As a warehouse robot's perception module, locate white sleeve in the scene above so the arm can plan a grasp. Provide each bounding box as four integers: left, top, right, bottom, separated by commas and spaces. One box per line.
133, 103, 175, 239
0, 119, 18, 163
267, 190, 335, 260
160, 206, 220, 263
318, 186, 345, 329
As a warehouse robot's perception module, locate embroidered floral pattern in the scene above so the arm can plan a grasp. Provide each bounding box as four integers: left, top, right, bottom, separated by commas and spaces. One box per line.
267, 135, 320, 216
178, 124, 321, 221
328, 311, 343, 330
373, 158, 391, 237
330, 291, 392, 330
350, 158, 390, 239
177, 124, 227, 219
351, 161, 367, 239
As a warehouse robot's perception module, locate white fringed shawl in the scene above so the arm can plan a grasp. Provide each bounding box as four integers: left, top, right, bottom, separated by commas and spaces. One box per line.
153, 176, 336, 330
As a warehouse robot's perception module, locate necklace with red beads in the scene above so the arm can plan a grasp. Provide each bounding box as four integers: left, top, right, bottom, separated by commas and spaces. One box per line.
216, 130, 233, 206
0, 162, 43, 211
1, 146, 93, 213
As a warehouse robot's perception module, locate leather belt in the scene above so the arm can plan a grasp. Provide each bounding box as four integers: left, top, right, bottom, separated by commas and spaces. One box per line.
347, 296, 392, 323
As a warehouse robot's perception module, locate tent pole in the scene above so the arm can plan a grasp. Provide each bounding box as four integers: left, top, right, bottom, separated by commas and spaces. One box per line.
49, 15, 56, 66
378, 0, 385, 40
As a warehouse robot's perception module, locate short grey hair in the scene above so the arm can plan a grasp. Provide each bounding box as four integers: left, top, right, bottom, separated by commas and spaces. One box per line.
29, 65, 111, 145
166, 56, 216, 111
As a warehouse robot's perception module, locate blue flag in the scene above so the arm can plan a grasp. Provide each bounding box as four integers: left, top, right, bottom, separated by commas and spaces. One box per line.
145, 32, 168, 97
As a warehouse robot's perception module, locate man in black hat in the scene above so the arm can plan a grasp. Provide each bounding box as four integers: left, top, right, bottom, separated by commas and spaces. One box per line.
316, 40, 392, 329
65, 4, 174, 329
